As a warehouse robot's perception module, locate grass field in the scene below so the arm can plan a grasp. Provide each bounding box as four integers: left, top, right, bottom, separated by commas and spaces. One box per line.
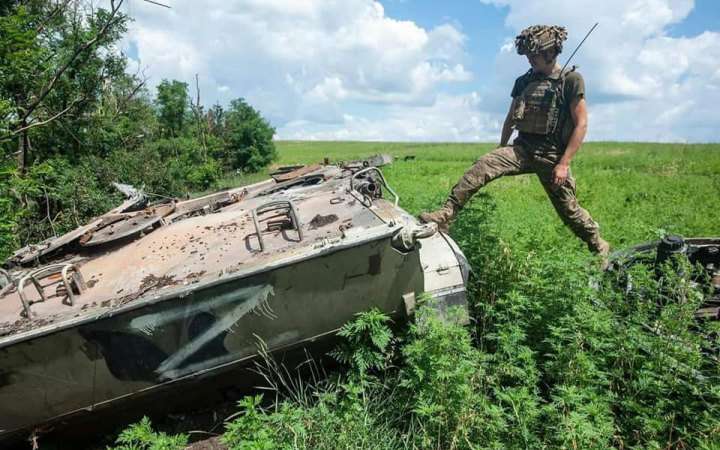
112, 141, 720, 450
274, 141, 720, 251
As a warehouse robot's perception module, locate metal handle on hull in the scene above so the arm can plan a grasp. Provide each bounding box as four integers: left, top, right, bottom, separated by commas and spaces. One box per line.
350, 167, 400, 207
251, 200, 303, 253
0, 269, 13, 297
17, 263, 87, 317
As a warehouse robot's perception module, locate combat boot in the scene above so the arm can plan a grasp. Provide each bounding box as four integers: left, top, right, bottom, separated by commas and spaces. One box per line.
419, 202, 457, 233
587, 236, 611, 270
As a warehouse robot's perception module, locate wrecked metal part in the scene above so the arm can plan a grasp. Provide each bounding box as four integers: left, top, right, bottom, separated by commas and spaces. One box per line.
0, 160, 468, 444
340, 154, 394, 171
17, 263, 87, 317
250, 200, 303, 253
270, 164, 304, 174
4, 185, 149, 268
257, 173, 326, 196
270, 164, 322, 182
164, 189, 246, 223
111, 182, 143, 202
0, 269, 14, 298
79, 203, 176, 247
4, 189, 247, 268
607, 236, 720, 320
350, 167, 400, 207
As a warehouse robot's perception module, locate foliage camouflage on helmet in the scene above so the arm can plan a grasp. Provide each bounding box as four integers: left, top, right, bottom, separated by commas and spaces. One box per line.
515, 25, 568, 55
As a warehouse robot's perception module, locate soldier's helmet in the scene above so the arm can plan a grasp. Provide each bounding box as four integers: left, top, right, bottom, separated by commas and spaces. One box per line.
515, 25, 568, 55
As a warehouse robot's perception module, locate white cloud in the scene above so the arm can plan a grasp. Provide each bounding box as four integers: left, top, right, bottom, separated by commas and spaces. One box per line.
481, 0, 720, 142
123, 0, 719, 142
123, 0, 472, 133
278, 91, 497, 142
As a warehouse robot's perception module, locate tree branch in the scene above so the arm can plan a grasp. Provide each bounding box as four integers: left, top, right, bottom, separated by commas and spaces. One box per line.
35, 0, 73, 35
6, 100, 80, 137
116, 78, 147, 115
18, 0, 125, 125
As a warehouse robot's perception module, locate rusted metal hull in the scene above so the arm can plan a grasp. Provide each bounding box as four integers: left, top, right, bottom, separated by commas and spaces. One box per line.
0, 160, 469, 443
0, 229, 467, 441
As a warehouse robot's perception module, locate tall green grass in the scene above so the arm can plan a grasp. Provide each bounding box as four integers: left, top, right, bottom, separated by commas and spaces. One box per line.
110, 142, 720, 450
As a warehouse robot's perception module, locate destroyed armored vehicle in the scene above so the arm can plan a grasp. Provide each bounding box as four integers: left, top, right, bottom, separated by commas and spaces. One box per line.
607, 235, 720, 320
0, 157, 469, 442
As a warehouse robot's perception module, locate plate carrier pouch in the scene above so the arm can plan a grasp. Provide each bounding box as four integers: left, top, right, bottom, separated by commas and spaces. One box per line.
512, 68, 571, 135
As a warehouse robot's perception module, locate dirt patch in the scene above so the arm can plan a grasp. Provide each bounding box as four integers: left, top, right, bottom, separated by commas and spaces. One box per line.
308, 213, 339, 230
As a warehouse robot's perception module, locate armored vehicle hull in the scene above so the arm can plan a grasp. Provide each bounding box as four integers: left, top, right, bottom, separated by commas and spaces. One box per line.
0, 161, 469, 442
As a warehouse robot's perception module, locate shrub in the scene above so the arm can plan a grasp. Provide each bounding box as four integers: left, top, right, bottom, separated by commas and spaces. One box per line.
222, 98, 276, 173
108, 416, 187, 450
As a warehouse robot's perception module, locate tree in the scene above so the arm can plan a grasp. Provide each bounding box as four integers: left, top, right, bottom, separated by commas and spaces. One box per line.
0, 0, 130, 171
155, 79, 188, 137
207, 102, 224, 137
222, 98, 276, 172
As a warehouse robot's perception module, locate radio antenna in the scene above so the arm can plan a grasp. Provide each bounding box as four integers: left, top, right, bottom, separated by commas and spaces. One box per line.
561, 22, 598, 73
142, 0, 171, 8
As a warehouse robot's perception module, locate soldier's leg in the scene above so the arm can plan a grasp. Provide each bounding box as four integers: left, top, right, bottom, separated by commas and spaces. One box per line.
533, 155, 609, 255
420, 146, 531, 232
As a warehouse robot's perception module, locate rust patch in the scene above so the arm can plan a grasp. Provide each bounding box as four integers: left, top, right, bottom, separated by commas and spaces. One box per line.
308, 214, 339, 230
139, 274, 177, 291
271, 164, 321, 182
0, 316, 56, 337
204, 222, 239, 232
186, 270, 207, 283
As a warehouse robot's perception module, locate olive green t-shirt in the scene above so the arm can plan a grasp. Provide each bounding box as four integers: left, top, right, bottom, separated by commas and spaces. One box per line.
510, 68, 585, 154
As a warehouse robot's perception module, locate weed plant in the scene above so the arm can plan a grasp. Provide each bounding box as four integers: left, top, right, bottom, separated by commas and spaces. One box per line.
109, 142, 720, 449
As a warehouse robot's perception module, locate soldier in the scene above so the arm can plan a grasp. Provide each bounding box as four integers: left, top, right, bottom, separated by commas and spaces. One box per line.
420, 25, 610, 257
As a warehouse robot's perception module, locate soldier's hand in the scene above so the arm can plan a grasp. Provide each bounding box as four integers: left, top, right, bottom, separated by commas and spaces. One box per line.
552, 163, 569, 186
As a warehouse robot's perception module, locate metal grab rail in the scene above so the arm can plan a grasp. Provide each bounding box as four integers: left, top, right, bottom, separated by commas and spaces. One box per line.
349, 167, 400, 207
251, 201, 303, 253
18, 263, 87, 317
0, 268, 14, 297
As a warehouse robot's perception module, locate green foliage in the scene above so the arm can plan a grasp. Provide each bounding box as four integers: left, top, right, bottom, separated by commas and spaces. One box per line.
222, 98, 277, 172
222, 395, 280, 450
399, 307, 486, 449
221, 389, 402, 450
0, 0, 131, 162
108, 416, 187, 450
331, 308, 395, 375
2, 157, 117, 253
0, 2, 276, 258
156, 79, 189, 137
105, 140, 720, 449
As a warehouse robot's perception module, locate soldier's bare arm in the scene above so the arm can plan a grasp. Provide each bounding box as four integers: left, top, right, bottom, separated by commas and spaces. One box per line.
553, 97, 588, 186
499, 98, 518, 147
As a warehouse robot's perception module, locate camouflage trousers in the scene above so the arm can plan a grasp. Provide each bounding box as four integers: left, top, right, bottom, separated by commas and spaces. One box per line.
448, 145, 600, 244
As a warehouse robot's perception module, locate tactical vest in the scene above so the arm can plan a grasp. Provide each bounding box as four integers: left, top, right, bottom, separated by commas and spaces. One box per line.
512, 69, 570, 135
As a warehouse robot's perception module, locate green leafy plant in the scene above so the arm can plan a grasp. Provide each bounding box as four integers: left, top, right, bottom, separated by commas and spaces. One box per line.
331, 308, 396, 375
108, 417, 187, 450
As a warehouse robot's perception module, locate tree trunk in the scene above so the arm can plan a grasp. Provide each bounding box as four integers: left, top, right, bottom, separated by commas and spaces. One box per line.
17, 127, 28, 175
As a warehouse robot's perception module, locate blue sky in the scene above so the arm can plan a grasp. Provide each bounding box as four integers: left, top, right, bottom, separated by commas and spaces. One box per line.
123, 0, 720, 142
